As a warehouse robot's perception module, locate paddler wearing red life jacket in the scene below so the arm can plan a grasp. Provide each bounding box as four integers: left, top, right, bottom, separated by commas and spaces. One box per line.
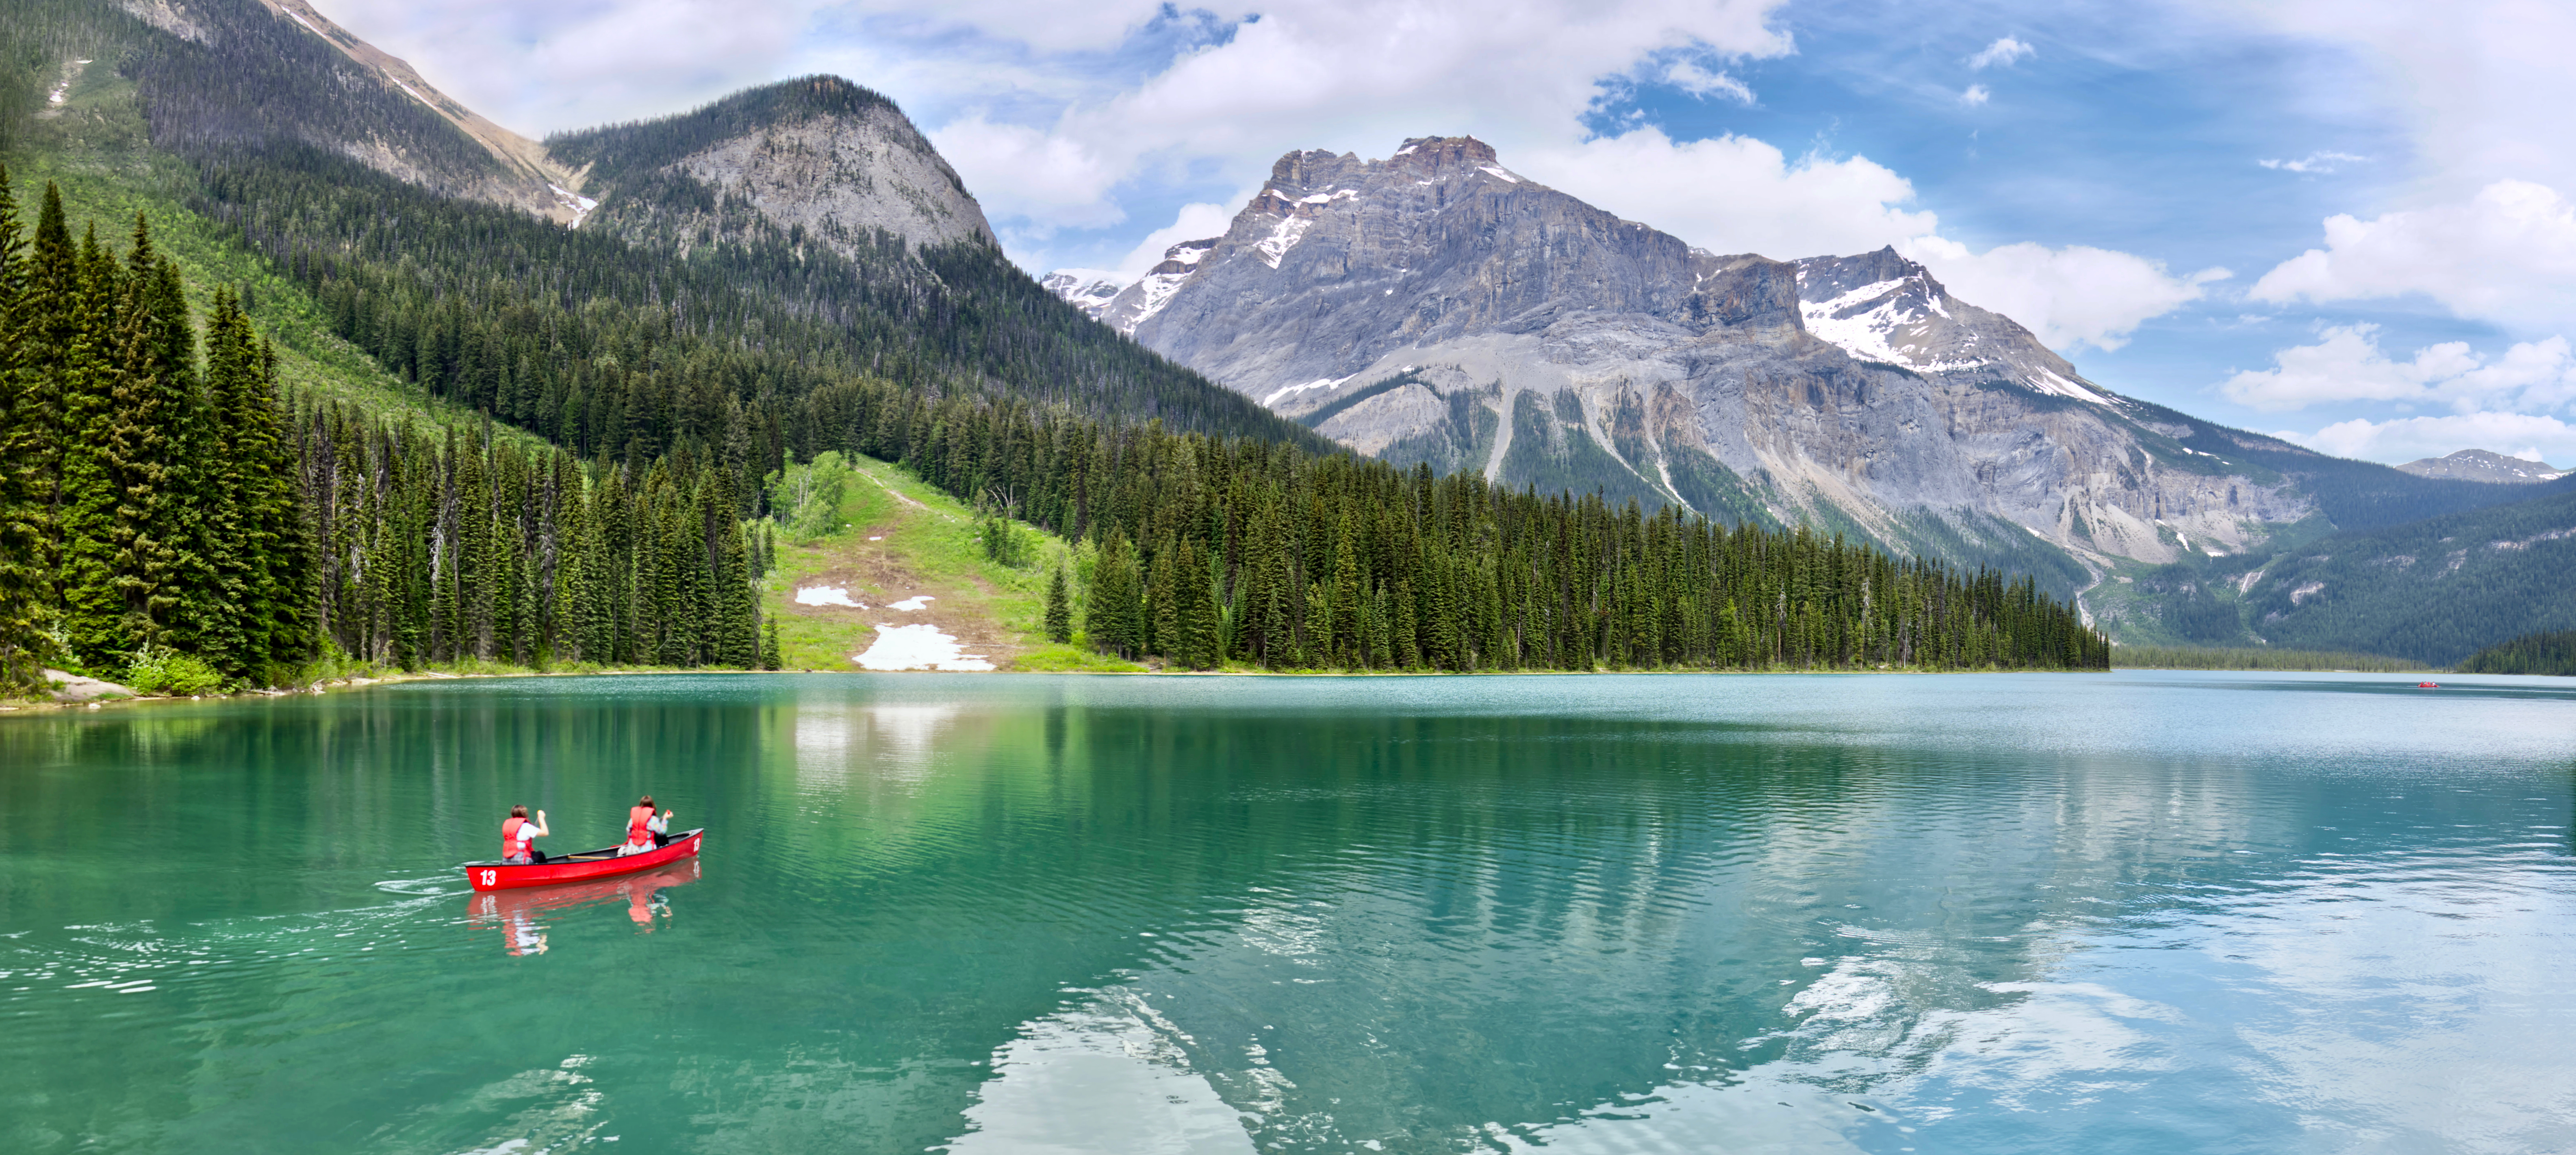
617, 795, 675, 857
502, 804, 551, 864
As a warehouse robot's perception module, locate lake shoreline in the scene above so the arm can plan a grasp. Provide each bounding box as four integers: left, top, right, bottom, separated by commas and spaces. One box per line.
20, 659, 2459, 713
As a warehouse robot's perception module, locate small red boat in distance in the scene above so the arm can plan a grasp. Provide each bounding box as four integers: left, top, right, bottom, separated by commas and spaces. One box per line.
463, 828, 704, 892
2418, 681, 2440, 689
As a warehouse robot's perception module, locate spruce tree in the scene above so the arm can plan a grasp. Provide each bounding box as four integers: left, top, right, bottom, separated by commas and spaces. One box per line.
1086, 533, 1139, 658
56, 222, 126, 670
1178, 537, 1220, 670
0, 167, 45, 691
1146, 539, 1178, 660
760, 615, 782, 670
1044, 562, 1070, 643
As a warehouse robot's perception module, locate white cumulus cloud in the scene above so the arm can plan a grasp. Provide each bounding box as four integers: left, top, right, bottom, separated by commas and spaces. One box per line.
916, 0, 1795, 242
2286, 412, 2576, 466
1115, 202, 1239, 277
316, 0, 814, 131
1959, 85, 1991, 106
2250, 179, 2576, 332
2222, 324, 2576, 414
1965, 36, 2035, 70
1523, 127, 1937, 262
1900, 237, 2229, 353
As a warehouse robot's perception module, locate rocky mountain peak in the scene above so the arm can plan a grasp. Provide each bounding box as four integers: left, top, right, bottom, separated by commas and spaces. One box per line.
1790, 248, 2106, 405
1795, 245, 1944, 301
1082, 133, 2320, 580
547, 74, 994, 259
1386, 135, 1502, 176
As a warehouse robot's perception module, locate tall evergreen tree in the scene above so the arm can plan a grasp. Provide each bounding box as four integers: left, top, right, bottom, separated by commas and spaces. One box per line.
1044, 563, 1070, 644
0, 167, 46, 691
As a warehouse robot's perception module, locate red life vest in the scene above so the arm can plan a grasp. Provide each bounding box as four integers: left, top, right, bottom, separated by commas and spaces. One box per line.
503, 816, 534, 858
627, 806, 655, 847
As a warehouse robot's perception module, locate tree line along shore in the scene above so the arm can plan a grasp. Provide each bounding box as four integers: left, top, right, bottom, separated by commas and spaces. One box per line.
0, 171, 2108, 698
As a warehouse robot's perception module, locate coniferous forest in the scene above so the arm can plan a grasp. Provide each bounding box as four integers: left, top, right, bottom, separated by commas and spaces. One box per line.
2456, 630, 2576, 676
0, 164, 2107, 696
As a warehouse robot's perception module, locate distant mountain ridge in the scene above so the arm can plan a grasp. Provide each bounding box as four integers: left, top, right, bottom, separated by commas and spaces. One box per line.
2395, 449, 2568, 484
2088, 476, 2576, 663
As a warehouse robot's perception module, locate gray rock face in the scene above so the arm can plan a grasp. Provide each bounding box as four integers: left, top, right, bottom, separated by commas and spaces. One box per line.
664, 101, 994, 256
1115, 136, 2311, 580
2394, 449, 2570, 483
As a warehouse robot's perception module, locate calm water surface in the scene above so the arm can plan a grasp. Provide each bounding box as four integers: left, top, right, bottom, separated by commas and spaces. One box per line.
2, 672, 2572, 1153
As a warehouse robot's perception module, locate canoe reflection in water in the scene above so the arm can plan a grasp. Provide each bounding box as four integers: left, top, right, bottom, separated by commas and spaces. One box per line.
467, 858, 702, 955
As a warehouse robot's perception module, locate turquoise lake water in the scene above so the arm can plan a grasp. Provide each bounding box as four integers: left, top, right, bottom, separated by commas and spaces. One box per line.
2, 671, 2572, 1153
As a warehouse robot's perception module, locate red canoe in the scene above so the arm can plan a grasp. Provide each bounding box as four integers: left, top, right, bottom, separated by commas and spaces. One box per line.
463, 828, 704, 892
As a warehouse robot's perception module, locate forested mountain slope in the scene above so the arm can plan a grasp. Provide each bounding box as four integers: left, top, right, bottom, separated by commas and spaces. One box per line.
2087, 478, 2576, 664
0, 2, 2109, 693
2, 0, 1323, 456
0, 173, 2108, 691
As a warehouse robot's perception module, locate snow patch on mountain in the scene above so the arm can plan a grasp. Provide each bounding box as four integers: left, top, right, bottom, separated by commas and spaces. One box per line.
1047, 240, 1222, 334
548, 183, 600, 228
1041, 269, 1128, 321
2027, 369, 2109, 405
1254, 216, 1313, 268
1800, 278, 1990, 372
1263, 375, 1353, 406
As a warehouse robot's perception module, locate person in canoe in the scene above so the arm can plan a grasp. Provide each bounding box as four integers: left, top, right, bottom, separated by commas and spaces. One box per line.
618, 795, 675, 856
503, 805, 550, 864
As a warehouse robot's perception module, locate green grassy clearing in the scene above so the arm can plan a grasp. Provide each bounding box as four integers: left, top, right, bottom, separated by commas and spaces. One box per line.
758, 454, 1144, 673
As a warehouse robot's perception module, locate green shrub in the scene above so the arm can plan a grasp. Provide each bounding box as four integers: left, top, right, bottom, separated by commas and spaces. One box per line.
767, 451, 851, 542
124, 644, 227, 696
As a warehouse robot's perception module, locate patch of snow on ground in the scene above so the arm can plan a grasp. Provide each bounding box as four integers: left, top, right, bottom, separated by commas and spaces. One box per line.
548, 183, 600, 228
888, 596, 934, 611
1254, 217, 1312, 268
284, 9, 321, 35
1478, 166, 1522, 183
854, 624, 994, 672
1263, 375, 1352, 407
2026, 369, 2110, 405
795, 585, 864, 608
46, 61, 86, 106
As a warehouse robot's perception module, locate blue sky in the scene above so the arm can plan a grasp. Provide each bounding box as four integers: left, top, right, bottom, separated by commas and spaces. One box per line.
321, 0, 2576, 465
